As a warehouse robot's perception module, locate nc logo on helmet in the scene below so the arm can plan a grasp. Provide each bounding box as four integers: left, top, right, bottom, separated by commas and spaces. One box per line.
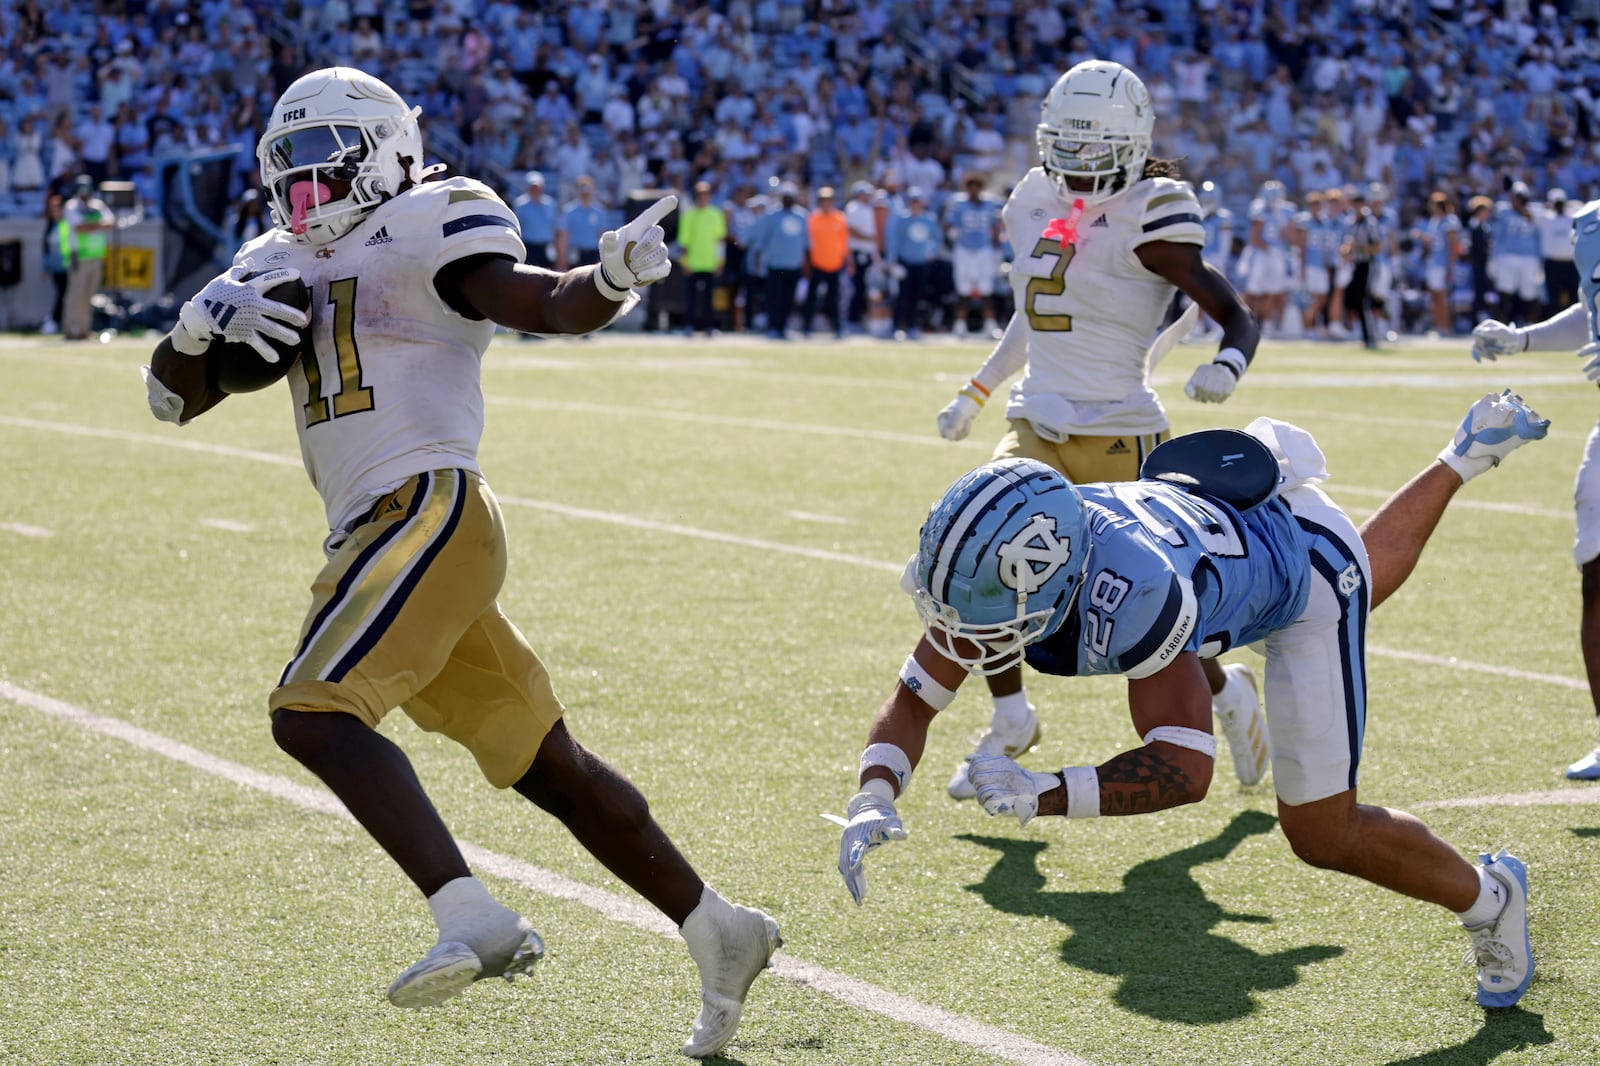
997, 514, 1074, 593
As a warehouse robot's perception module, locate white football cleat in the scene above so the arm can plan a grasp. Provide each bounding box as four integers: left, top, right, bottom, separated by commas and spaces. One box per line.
387, 915, 543, 1009
947, 709, 1043, 800
1566, 746, 1600, 780
1213, 663, 1270, 787
1465, 850, 1534, 1008
680, 887, 783, 1059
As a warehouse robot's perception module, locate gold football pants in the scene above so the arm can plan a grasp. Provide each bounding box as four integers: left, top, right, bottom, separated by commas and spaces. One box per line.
270, 469, 563, 787
993, 420, 1169, 484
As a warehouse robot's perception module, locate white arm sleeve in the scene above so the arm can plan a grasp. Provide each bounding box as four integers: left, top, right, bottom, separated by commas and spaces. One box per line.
969, 312, 1030, 395
1521, 302, 1593, 351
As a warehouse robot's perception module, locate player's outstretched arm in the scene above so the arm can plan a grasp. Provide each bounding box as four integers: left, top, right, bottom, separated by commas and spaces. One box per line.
1471, 302, 1587, 361
832, 638, 964, 904
1362, 391, 1549, 608
1140, 241, 1260, 404
441, 195, 679, 337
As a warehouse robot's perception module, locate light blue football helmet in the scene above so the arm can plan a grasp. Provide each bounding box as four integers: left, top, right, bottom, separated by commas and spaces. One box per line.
908, 458, 1090, 675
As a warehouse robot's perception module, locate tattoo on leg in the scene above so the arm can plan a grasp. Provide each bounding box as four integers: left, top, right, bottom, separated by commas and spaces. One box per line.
1098, 747, 1196, 815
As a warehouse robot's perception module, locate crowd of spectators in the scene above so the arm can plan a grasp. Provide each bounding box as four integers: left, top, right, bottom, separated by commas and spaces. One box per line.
5, 0, 1600, 338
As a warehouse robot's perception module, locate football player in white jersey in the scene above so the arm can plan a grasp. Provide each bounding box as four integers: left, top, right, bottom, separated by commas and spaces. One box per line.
933, 59, 1266, 801
837, 391, 1547, 1009
140, 67, 778, 1058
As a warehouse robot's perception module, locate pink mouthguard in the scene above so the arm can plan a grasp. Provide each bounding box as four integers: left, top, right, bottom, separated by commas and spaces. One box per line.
289, 180, 334, 234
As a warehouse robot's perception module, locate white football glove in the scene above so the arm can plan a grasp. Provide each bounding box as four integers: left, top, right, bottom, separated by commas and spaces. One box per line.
834, 789, 907, 905
937, 393, 981, 440
968, 754, 1061, 828
1470, 319, 1527, 363
1184, 347, 1247, 404
172, 264, 310, 361
594, 193, 678, 300
1580, 340, 1600, 383
937, 381, 988, 441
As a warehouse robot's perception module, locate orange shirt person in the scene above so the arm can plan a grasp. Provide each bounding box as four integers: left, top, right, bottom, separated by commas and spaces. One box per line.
804, 187, 850, 337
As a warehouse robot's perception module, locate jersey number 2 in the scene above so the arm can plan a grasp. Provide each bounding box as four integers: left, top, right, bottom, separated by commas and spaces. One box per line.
300, 277, 374, 427
1024, 236, 1075, 332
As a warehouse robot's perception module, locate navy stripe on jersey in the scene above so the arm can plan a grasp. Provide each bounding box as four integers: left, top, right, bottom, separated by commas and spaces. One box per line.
1025, 606, 1084, 676
277, 483, 429, 687
443, 213, 516, 238
328, 471, 469, 682
1112, 576, 1189, 671
1143, 212, 1204, 233
1297, 512, 1369, 790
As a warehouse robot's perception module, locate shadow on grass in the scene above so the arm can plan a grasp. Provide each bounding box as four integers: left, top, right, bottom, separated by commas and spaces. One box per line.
1573, 826, 1600, 838
1383, 1007, 1553, 1065
959, 809, 1342, 1023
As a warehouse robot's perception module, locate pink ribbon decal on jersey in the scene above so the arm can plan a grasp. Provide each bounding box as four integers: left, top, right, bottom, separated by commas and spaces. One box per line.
289, 180, 334, 235
1041, 198, 1087, 246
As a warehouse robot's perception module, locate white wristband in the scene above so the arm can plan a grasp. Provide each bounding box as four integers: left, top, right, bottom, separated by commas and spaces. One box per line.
1213, 347, 1247, 379
860, 742, 914, 794
592, 262, 632, 302
171, 302, 213, 355
1142, 725, 1218, 759
1062, 765, 1100, 818
899, 654, 956, 711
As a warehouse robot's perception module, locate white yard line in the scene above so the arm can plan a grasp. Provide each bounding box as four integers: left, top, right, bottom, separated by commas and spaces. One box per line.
2, 414, 1582, 676
0, 679, 1091, 1066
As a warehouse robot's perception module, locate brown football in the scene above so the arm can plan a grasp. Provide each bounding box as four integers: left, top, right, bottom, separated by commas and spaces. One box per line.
204, 277, 313, 394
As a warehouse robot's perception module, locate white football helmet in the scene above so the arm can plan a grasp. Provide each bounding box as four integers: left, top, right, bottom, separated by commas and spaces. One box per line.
1036, 60, 1154, 204
258, 67, 425, 245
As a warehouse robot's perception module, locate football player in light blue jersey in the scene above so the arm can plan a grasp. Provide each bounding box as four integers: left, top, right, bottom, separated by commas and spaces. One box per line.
1418, 191, 1464, 336
1472, 196, 1600, 782
1488, 182, 1544, 327
944, 173, 1004, 338
837, 392, 1549, 1009
1243, 179, 1299, 336
1295, 189, 1336, 339
1366, 182, 1402, 339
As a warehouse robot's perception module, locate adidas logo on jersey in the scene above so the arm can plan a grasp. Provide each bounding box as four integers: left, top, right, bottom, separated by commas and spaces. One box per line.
364, 226, 393, 247
1106, 439, 1130, 455
1090, 215, 1109, 228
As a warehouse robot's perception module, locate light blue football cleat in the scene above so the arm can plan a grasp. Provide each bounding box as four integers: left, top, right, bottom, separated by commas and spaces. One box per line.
1438, 390, 1550, 483
1464, 850, 1534, 1008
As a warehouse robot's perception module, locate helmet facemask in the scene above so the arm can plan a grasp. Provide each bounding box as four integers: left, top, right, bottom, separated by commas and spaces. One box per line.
1036, 127, 1149, 204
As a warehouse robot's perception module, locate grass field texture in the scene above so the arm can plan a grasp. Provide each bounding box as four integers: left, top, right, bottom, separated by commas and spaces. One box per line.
2, 330, 1597, 1066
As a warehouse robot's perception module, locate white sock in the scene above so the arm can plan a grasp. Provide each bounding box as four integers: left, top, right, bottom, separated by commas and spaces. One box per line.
428, 875, 513, 942
680, 883, 725, 943
991, 691, 1034, 740
1456, 865, 1506, 927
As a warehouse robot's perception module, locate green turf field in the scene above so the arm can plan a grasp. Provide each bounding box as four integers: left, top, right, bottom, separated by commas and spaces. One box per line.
2, 330, 1596, 1065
